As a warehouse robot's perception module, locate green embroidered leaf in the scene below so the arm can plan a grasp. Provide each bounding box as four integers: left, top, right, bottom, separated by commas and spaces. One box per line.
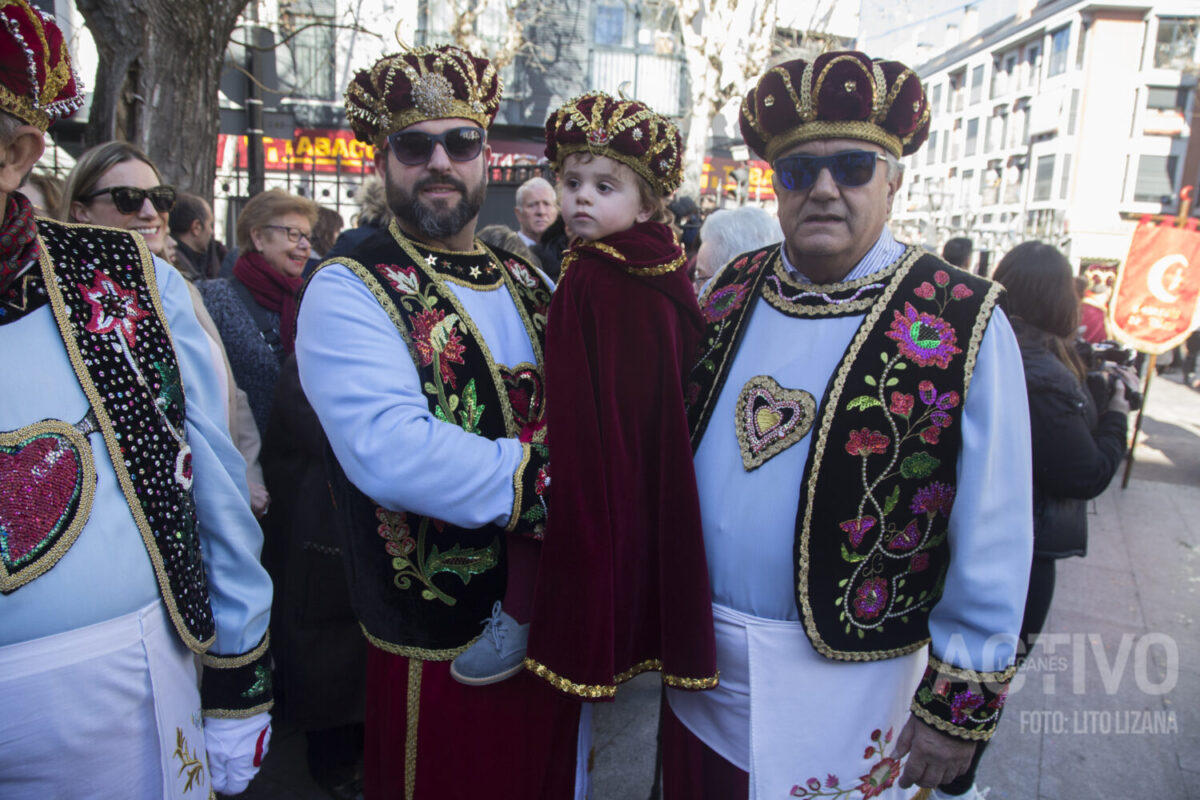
423, 382, 437, 395
392, 557, 412, 571
449, 394, 460, 411
434, 405, 449, 423
917, 687, 934, 704
396, 576, 412, 590
897, 579, 906, 588
421, 589, 437, 601
857, 628, 865, 639
917, 590, 928, 601
880, 352, 889, 363
900, 452, 941, 480
900, 616, 909, 624
837, 578, 849, 588
846, 395, 883, 411
885, 377, 899, 387
426, 538, 500, 585
894, 361, 907, 370
834, 596, 842, 605
864, 375, 877, 387
521, 504, 546, 523
702, 360, 715, 373
840, 544, 867, 563
904, 596, 914, 607
839, 611, 846, 622
844, 623, 852, 634
882, 485, 901, 516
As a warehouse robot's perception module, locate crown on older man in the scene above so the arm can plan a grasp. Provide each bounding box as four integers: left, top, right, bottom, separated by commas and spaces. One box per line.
739, 51, 930, 163
0, 0, 83, 131
545, 92, 683, 197
344, 44, 501, 146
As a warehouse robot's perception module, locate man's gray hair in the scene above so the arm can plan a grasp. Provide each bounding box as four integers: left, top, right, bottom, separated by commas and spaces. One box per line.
700, 207, 784, 271
884, 152, 903, 182
516, 176, 554, 205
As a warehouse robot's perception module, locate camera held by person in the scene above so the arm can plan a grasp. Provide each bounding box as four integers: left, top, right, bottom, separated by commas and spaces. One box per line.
1077, 340, 1143, 411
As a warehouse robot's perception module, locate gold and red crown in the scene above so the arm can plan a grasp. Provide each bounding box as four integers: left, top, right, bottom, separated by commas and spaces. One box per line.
0, 0, 82, 131
344, 44, 501, 146
739, 51, 930, 162
545, 92, 683, 196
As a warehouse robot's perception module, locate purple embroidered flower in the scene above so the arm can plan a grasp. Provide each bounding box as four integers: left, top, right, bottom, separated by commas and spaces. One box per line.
913, 281, 936, 299
889, 391, 914, 416
702, 282, 749, 322
950, 690, 985, 724
845, 428, 890, 457
853, 577, 889, 620
911, 481, 956, 517
807, 778, 821, 791
952, 283, 975, 300
840, 515, 877, 548
825, 774, 839, 788
885, 303, 961, 368
910, 552, 930, 572
918, 380, 938, 405
888, 519, 921, 551
934, 269, 950, 287
931, 410, 953, 428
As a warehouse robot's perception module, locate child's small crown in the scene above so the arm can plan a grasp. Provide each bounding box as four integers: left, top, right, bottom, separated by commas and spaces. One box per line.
544, 92, 683, 196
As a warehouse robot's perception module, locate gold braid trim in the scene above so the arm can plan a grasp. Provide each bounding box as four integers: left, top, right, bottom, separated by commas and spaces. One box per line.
523, 656, 719, 699
361, 623, 473, 661
624, 251, 686, 277
405, 658, 422, 800
200, 630, 270, 669
962, 278, 1005, 400
910, 703, 999, 742
203, 701, 274, 720
505, 442, 532, 532
764, 120, 902, 162
927, 652, 1018, 685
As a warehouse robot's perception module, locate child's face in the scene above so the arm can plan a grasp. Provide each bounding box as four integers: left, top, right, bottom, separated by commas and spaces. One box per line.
559, 153, 651, 241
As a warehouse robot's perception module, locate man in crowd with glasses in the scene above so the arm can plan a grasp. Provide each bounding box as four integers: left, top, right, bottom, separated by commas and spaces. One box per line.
666, 52, 1033, 799
0, 3, 273, 797
295, 45, 583, 799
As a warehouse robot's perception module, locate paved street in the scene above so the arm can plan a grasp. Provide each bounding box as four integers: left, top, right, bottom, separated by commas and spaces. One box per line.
243, 369, 1200, 800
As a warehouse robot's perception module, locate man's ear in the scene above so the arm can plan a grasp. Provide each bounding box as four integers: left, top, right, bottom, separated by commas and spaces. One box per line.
189, 218, 205, 239
0, 126, 45, 194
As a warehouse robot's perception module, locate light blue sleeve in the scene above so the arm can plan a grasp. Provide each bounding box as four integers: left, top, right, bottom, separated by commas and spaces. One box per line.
927, 307, 1034, 672
295, 264, 525, 529
156, 258, 272, 655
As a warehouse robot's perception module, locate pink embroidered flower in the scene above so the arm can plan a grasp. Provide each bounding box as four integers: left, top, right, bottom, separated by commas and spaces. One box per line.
885, 303, 961, 369
702, 282, 749, 322
376, 509, 416, 557
174, 447, 193, 490
732, 255, 749, 271
887, 519, 921, 551
853, 577, 889, 620
840, 515, 877, 548
506, 258, 539, 289
913, 281, 936, 299
864, 746, 876, 759
950, 690, 985, 724
410, 308, 467, 388
534, 466, 550, 496
382, 264, 420, 295
933, 676, 952, 696
845, 428, 890, 457
989, 686, 1010, 709
825, 774, 839, 788
911, 482, 956, 517
910, 552, 930, 572
934, 269, 950, 286
889, 391, 914, 416
857, 756, 901, 798
920, 426, 941, 445
952, 283, 975, 300
79, 269, 151, 347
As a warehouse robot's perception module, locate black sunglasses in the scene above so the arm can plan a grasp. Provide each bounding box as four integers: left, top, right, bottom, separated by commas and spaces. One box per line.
387, 126, 485, 165
83, 184, 177, 214
773, 151, 888, 192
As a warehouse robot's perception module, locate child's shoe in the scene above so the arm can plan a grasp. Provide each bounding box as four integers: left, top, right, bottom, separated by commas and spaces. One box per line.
449, 601, 529, 685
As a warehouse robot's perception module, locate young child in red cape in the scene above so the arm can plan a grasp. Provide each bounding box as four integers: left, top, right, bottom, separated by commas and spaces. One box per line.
450, 92, 719, 700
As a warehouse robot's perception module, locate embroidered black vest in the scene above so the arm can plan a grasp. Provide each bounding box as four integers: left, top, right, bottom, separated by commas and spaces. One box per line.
310, 223, 551, 658
688, 244, 1002, 661
34, 219, 216, 651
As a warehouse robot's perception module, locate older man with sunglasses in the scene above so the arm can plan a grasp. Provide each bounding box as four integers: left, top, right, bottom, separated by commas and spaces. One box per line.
0, 3, 273, 797
666, 52, 1033, 800
294, 45, 583, 799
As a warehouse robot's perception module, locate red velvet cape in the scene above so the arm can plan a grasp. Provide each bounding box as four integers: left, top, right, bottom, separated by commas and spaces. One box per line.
526, 221, 718, 699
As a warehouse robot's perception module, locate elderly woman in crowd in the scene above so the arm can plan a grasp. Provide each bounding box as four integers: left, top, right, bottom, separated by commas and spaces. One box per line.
691, 205, 783, 294
63, 141, 268, 516
198, 188, 316, 434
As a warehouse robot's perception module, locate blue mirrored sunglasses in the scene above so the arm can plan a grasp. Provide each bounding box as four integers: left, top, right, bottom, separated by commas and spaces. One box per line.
773, 151, 888, 192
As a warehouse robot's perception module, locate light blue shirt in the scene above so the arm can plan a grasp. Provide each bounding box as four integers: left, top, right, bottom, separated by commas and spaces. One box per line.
694, 228, 1033, 670
0, 255, 271, 655
295, 263, 536, 527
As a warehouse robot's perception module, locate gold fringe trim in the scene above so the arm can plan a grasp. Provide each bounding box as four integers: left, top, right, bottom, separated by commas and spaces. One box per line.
200, 631, 270, 669
524, 656, 719, 699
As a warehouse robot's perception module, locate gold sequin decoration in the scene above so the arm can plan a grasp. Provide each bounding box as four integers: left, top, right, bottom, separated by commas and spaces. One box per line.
524, 656, 719, 698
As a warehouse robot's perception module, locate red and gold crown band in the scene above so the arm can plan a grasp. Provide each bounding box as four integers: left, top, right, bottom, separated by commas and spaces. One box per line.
739, 51, 930, 163
0, 0, 83, 131
345, 44, 501, 147
545, 92, 683, 197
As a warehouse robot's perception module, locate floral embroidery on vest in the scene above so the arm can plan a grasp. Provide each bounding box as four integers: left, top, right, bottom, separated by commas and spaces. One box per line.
789, 727, 901, 798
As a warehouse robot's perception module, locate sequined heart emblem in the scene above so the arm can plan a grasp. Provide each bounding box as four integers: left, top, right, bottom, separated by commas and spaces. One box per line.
0, 421, 96, 592
499, 363, 545, 442
735, 375, 816, 471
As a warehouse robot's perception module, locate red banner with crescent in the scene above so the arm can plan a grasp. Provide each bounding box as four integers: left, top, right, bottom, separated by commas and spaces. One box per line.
1108, 220, 1200, 354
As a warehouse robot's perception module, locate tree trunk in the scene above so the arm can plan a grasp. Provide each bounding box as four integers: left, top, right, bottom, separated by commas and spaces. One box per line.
77, 0, 251, 201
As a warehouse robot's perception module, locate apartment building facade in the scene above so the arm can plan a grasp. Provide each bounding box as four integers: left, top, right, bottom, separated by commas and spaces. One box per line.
890, 0, 1200, 269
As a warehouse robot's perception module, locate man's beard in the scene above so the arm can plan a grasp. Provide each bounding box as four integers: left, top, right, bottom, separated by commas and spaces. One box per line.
388, 169, 487, 241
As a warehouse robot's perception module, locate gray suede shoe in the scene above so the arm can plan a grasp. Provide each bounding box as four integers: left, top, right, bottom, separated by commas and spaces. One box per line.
450, 601, 529, 686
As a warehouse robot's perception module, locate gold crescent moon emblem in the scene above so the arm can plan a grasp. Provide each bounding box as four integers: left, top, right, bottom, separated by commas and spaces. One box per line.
1146, 253, 1188, 304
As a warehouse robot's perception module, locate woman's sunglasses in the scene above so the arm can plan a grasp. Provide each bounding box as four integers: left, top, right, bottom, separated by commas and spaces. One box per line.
386, 126, 485, 166
83, 184, 177, 214
773, 151, 888, 192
